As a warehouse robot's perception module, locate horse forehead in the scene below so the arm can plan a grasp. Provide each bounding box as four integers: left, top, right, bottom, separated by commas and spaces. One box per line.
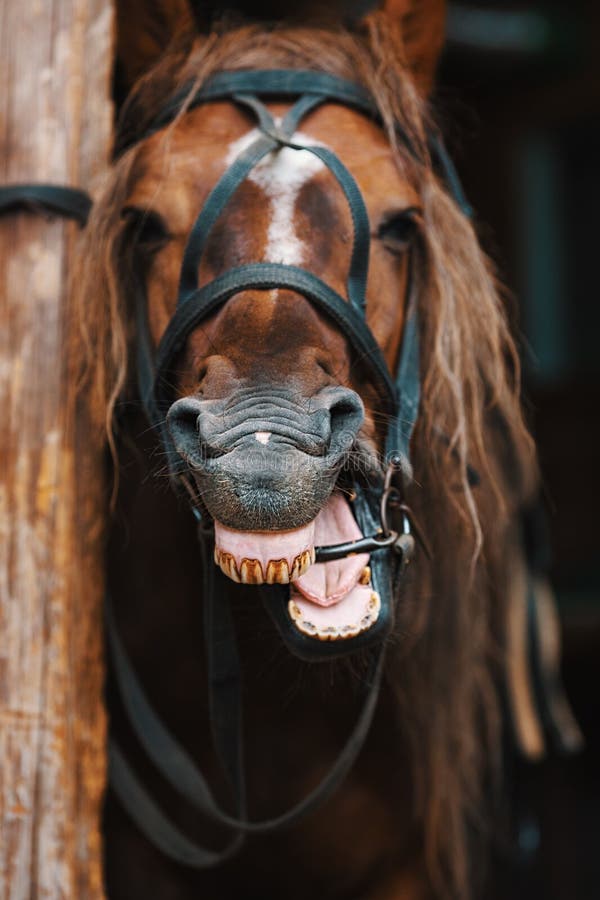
222, 127, 335, 268
224, 127, 327, 192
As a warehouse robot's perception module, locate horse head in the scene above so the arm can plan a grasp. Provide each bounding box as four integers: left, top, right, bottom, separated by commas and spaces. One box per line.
108, 2, 450, 644
160, 100, 412, 528
76, 2, 546, 896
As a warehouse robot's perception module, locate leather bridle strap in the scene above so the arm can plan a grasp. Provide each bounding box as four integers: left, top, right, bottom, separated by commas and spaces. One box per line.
140, 87, 386, 438
0, 184, 91, 226
107, 68, 471, 868
150, 263, 396, 449
123, 69, 399, 157
177, 94, 372, 311
106, 570, 385, 866
385, 255, 420, 468
128, 70, 471, 483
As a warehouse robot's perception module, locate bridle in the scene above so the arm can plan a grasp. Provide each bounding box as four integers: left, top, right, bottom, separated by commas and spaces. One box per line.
0, 68, 474, 867
0, 50, 581, 879
102, 68, 474, 865
126, 69, 471, 658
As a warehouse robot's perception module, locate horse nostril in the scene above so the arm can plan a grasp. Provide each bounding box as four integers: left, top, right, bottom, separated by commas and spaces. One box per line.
167, 397, 225, 463
323, 388, 364, 456
168, 387, 364, 467
167, 397, 200, 460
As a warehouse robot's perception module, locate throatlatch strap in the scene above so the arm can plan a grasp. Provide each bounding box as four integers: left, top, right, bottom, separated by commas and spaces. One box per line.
0, 183, 91, 226
429, 134, 473, 219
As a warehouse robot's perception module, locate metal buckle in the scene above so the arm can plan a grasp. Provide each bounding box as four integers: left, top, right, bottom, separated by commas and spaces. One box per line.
314, 458, 431, 566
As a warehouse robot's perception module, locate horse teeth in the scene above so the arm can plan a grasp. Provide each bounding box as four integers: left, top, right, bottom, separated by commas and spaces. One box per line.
359, 566, 371, 585
290, 555, 301, 581
369, 591, 381, 612
228, 557, 241, 583
216, 550, 240, 583
288, 602, 302, 620
287, 601, 317, 635
240, 558, 264, 584
288, 590, 382, 641
290, 550, 312, 581
265, 559, 290, 584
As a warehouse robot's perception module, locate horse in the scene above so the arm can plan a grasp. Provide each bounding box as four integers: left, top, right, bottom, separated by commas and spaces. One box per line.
73, 2, 552, 897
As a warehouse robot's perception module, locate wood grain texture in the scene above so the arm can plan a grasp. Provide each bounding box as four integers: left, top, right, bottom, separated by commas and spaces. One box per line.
0, 1, 114, 896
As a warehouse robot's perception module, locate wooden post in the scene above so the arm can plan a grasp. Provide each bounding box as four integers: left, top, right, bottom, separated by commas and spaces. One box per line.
0, 1, 113, 896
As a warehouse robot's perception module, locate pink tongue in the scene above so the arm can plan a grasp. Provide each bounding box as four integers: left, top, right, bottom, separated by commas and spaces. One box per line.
214, 493, 380, 640
289, 494, 379, 641
293, 493, 369, 607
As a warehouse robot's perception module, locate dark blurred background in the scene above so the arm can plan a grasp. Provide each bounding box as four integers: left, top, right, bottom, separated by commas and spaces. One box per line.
439, 2, 600, 897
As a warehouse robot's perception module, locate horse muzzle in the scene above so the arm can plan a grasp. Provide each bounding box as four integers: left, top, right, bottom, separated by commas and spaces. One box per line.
166, 384, 364, 531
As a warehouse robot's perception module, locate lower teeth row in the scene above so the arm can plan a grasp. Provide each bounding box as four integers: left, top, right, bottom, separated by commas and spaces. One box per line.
288, 591, 381, 641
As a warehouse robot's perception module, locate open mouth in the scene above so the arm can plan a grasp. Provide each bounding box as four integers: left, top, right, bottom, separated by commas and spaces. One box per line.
214, 492, 381, 641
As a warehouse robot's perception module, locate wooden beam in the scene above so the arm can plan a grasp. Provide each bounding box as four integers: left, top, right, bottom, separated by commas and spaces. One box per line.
0, 1, 113, 896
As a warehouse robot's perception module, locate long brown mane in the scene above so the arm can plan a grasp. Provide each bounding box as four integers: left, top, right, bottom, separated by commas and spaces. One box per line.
73, 10, 537, 897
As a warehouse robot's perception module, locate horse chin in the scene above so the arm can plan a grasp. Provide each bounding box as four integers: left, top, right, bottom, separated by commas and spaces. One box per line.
213, 491, 381, 642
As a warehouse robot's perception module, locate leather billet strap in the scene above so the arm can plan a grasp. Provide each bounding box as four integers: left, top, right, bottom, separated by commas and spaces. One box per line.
0, 183, 91, 226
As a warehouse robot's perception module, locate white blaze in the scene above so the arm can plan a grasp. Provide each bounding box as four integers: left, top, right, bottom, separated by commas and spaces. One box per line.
225, 127, 326, 265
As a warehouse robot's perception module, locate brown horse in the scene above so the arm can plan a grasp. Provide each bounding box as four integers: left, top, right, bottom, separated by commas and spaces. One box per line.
74, 2, 544, 897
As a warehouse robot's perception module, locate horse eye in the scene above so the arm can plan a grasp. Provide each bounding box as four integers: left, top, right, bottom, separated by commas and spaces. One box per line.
376, 208, 420, 255
121, 206, 172, 252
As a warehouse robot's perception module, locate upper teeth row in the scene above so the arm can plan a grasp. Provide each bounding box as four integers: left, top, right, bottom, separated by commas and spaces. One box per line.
214, 548, 315, 584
